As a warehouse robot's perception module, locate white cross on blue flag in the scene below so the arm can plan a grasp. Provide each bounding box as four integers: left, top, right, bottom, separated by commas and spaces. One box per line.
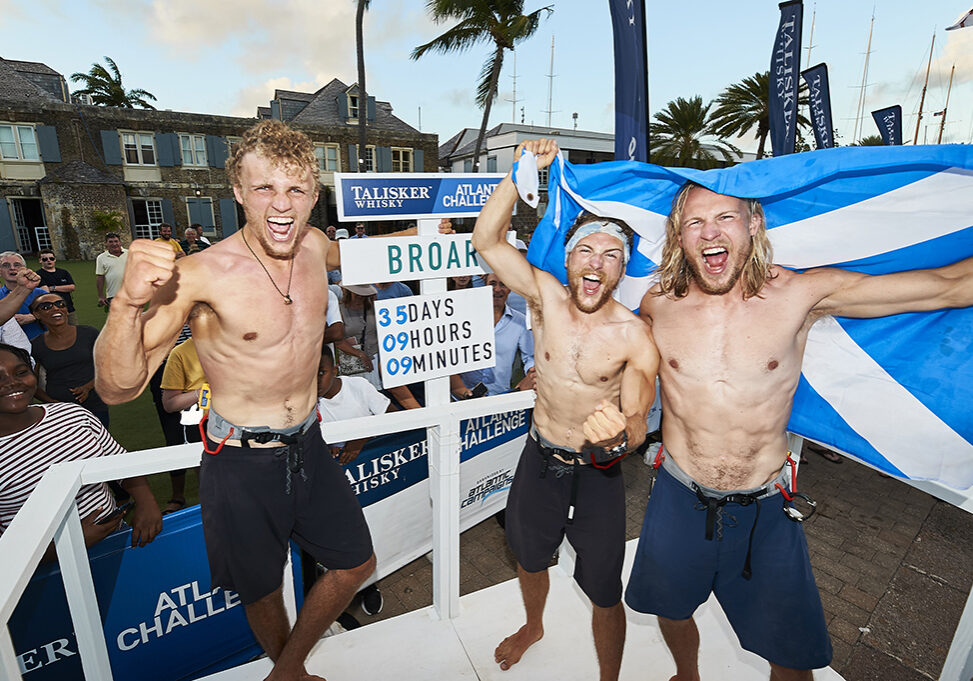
516, 146, 973, 489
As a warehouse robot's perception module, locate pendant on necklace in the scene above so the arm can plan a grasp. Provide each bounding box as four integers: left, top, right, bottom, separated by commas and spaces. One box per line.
284, 296, 293, 305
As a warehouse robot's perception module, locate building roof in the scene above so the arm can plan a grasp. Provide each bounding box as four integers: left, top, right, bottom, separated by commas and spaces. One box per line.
438, 128, 479, 164
285, 78, 420, 134
0, 57, 64, 105
3, 59, 61, 76
39, 160, 125, 185
441, 122, 615, 162
274, 89, 316, 102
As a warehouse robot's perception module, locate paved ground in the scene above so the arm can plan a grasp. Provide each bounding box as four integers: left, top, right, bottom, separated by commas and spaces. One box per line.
343, 446, 973, 681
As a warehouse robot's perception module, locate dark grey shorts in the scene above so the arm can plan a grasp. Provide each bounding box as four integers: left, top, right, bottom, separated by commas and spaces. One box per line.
505, 436, 626, 608
199, 421, 373, 605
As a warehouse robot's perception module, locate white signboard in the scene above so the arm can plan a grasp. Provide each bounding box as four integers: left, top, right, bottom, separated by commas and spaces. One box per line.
374, 287, 495, 388
339, 235, 491, 286
334, 172, 506, 221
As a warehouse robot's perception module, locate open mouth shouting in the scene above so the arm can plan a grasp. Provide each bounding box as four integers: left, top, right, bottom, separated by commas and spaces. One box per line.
266, 216, 296, 242
701, 246, 729, 274
581, 274, 602, 297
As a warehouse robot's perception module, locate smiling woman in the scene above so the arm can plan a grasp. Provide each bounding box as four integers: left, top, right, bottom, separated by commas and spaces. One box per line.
28, 293, 111, 427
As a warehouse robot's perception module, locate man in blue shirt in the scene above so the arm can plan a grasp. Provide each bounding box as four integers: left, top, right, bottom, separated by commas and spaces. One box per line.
459, 272, 534, 396
0, 252, 48, 339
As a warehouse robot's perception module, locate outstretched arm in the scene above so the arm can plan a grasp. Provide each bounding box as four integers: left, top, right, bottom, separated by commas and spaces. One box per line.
94, 240, 195, 404
811, 256, 973, 319
472, 140, 559, 305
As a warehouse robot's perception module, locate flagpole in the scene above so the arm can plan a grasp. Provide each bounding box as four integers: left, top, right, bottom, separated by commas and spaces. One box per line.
935, 65, 955, 144
641, 0, 650, 162
852, 11, 875, 144
913, 32, 935, 145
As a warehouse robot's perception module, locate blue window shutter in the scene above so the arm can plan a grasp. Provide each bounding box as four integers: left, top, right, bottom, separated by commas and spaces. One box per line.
0, 198, 15, 253
219, 198, 238, 236
270, 101, 281, 120
187, 198, 200, 225
376, 146, 392, 172
200, 199, 215, 228
414, 149, 424, 171
101, 130, 122, 165
206, 135, 227, 168
161, 199, 175, 226
126, 199, 137, 237
347, 144, 358, 171
36, 126, 61, 162
156, 133, 176, 167
337, 96, 348, 120
367, 96, 376, 122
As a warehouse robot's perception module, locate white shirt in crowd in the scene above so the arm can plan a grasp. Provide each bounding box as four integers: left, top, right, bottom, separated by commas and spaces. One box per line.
317, 376, 390, 448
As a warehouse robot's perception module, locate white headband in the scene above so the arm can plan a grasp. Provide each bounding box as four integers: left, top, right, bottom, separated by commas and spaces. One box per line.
564, 220, 630, 266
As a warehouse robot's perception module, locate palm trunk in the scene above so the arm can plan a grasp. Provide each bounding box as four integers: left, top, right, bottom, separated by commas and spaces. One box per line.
472, 45, 505, 172
356, 0, 368, 172
756, 129, 767, 159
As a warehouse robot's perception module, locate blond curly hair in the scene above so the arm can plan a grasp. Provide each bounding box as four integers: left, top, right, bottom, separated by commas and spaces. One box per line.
225, 119, 320, 187
655, 182, 774, 300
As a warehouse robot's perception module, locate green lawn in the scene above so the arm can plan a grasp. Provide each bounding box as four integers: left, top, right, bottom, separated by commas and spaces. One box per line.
23, 257, 197, 507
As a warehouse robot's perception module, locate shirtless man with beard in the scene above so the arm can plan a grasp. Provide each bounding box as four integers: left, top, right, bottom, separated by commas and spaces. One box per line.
624, 181, 973, 681
472, 138, 658, 681
95, 120, 375, 681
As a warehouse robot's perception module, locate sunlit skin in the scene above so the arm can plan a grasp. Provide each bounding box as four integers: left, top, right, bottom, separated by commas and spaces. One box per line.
678, 187, 758, 296
565, 233, 626, 313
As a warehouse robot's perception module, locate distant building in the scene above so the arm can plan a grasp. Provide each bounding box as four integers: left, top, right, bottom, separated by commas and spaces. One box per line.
0, 58, 437, 259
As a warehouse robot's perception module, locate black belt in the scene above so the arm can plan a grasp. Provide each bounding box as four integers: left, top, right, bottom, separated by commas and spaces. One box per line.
534, 437, 583, 525
240, 427, 310, 495
691, 484, 769, 581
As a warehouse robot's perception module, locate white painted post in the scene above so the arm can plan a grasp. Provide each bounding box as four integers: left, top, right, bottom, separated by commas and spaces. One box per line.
0, 626, 22, 681
417, 217, 462, 619
54, 502, 113, 681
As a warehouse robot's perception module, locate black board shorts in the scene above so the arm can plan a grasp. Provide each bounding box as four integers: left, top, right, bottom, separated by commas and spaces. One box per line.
199, 421, 373, 605
505, 436, 626, 608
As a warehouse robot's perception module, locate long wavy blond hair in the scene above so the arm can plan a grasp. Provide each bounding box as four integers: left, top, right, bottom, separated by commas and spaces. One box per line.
655, 182, 774, 299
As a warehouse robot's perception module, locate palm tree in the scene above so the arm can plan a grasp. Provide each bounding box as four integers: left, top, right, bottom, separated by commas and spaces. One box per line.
70, 56, 157, 109
708, 71, 810, 159
854, 134, 885, 146
649, 96, 740, 169
412, 0, 552, 171
356, 0, 370, 172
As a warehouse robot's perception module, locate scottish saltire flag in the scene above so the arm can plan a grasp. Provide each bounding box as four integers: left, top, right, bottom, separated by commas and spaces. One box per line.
517, 146, 973, 489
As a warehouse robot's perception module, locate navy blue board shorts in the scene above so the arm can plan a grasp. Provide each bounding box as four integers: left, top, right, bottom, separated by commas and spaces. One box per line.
505, 435, 626, 608
200, 419, 373, 605
624, 455, 833, 671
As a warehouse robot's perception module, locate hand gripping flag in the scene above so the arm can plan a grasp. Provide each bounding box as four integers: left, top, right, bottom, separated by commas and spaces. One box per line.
516, 146, 973, 489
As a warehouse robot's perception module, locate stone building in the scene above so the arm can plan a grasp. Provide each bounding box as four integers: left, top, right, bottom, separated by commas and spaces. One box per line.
0, 57, 437, 259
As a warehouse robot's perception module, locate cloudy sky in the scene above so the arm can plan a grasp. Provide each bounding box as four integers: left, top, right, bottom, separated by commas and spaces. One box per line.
1, 0, 971, 150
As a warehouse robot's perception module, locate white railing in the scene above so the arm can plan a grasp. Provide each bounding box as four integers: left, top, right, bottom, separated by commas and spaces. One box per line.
0, 392, 534, 681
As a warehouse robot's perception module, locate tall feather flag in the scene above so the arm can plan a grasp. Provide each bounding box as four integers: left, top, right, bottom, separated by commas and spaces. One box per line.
518, 145, 973, 489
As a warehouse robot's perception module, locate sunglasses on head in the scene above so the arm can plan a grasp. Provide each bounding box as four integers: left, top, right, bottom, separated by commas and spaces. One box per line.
35, 299, 67, 311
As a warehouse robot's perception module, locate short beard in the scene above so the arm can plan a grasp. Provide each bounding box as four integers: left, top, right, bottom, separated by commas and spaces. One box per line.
684, 246, 749, 296
567, 271, 620, 313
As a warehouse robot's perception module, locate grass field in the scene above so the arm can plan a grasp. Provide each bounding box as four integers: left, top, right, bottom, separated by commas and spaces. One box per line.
21, 256, 198, 507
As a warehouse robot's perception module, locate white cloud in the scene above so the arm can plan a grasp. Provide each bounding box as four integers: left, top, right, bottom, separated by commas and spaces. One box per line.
931, 29, 973, 86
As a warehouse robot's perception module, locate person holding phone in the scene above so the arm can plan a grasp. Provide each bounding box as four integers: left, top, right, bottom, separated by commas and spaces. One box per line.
0, 343, 161, 560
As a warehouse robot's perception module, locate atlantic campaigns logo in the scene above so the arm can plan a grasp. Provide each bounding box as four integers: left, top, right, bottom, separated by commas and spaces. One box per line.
462, 467, 514, 509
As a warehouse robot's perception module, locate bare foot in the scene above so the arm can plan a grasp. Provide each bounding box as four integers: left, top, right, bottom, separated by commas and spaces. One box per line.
495, 624, 543, 670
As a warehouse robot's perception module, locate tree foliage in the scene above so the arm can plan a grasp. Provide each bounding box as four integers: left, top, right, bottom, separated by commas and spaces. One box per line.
412, 0, 552, 170
70, 56, 157, 109
650, 96, 740, 169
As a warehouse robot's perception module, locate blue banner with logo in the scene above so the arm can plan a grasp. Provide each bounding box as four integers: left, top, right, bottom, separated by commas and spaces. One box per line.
608, 0, 649, 161
10, 508, 305, 681
801, 63, 835, 149
871, 105, 903, 145
770, 0, 803, 156
335, 173, 506, 222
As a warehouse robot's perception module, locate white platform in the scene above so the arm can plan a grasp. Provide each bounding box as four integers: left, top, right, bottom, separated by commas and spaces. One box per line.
203, 539, 846, 681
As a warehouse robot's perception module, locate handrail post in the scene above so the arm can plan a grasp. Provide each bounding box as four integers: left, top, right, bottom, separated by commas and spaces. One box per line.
1, 625, 22, 680
429, 414, 462, 619
54, 501, 113, 681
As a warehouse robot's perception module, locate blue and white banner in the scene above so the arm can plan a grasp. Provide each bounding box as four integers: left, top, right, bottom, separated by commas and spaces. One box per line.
801, 63, 835, 149
335, 172, 506, 221
871, 105, 904, 146
608, 0, 649, 162
770, 0, 803, 157
518, 145, 973, 489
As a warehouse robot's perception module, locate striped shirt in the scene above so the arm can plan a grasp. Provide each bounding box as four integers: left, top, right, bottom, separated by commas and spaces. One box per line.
0, 403, 122, 534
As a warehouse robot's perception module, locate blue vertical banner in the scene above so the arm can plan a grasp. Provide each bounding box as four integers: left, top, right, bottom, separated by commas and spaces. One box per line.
608, 0, 649, 162
871, 105, 904, 145
769, 0, 803, 156
800, 63, 835, 149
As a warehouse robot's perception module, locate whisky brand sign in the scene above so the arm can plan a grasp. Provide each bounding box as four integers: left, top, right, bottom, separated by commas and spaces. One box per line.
335, 172, 507, 221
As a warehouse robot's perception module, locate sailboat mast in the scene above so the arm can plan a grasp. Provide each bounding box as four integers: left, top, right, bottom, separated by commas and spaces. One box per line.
853, 11, 875, 144
936, 65, 955, 144
804, 3, 817, 69
913, 32, 935, 145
